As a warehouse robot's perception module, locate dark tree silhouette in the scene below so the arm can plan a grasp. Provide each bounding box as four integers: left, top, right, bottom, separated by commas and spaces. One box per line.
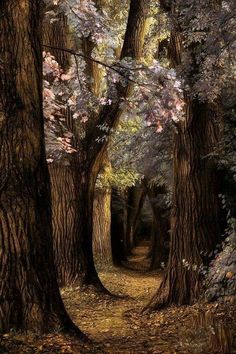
0, 0, 83, 336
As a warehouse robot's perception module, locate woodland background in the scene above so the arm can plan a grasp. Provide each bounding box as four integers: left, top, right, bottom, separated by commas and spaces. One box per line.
0, 0, 235, 353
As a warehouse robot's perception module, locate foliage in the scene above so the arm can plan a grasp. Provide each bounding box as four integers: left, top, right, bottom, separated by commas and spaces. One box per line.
43, 0, 184, 169
43, 52, 78, 162
42, 2, 236, 303
162, 0, 236, 102
96, 166, 142, 191
109, 117, 173, 189
205, 217, 236, 302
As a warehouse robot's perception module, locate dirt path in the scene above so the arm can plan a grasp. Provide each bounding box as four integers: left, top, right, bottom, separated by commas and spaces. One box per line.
1, 245, 235, 353
62, 244, 236, 353
63, 244, 163, 353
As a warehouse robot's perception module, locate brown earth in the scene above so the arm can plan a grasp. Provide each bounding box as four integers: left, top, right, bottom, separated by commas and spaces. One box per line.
0, 245, 235, 353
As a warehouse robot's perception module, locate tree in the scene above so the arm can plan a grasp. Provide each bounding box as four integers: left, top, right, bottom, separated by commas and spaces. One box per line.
0, 0, 83, 336
93, 186, 112, 263
73, 0, 151, 288
145, 0, 223, 310
42, 0, 151, 288
42, 10, 81, 286
125, 185, 146, 255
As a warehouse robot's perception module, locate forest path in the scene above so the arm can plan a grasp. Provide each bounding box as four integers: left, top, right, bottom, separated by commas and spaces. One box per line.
123, 241, 152, 271
62, 253, 163, 353
61, 260, 235, 354
2, 248, 234, 353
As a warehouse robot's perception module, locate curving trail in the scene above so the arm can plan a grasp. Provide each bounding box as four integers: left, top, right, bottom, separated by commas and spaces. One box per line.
1, 244, 235, 353
62, 244, 235, 353
63, 243, 164, 353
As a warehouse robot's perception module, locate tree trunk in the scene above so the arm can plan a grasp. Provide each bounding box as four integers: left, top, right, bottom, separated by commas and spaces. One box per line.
93, 156, 112, 263
43, 7, 71, 70
111, 189, 128, 266
0, 0, 82, 336
146, 100, 222, 309
43, 15, 82, 287
71, 0, 151, 286
145, 185, 170, 270
93, 188, 112, 263
73, 161, 108, 289
144, 0, 222, 310
125, 186, 145, 254
49, 164, 79, 286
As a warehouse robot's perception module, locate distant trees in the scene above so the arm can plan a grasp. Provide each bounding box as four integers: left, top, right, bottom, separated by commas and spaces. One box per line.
125, 185, 145, 255
0, 0, 82, 335
109, 114, 173, 267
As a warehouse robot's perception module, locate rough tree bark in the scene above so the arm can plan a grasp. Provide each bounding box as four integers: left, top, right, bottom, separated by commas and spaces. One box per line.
43, 15, 81, 286
43, 12, 105, 288
43, 9, 71, 70
93, 188, 112, 263
49, 164, 79, 285
0, 0, 83, 336
147, 101, 222, 308
145, 0, 222, 310
93, 158, 112, 263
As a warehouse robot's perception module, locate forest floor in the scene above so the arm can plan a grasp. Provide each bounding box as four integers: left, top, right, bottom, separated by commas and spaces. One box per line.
1, 243, 235, 353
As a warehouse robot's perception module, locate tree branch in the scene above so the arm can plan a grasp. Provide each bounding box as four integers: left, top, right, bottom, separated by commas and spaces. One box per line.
43, 44, 145, 86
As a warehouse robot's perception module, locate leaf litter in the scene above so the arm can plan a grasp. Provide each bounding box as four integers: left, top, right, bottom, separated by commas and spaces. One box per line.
1, 245, 235, 353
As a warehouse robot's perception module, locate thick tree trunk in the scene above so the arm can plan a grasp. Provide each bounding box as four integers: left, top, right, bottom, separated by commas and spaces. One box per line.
49, 164, 79, 286
73, 162, 107, 289
43, 16, 83, 287
144, 0, 222, 310
93, 188, 112, 263
0, 0, 82, 335
146, 100, 222, 309
43, 9, 87, 287
49, 155, 105, 290
43, 8, 71, 70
